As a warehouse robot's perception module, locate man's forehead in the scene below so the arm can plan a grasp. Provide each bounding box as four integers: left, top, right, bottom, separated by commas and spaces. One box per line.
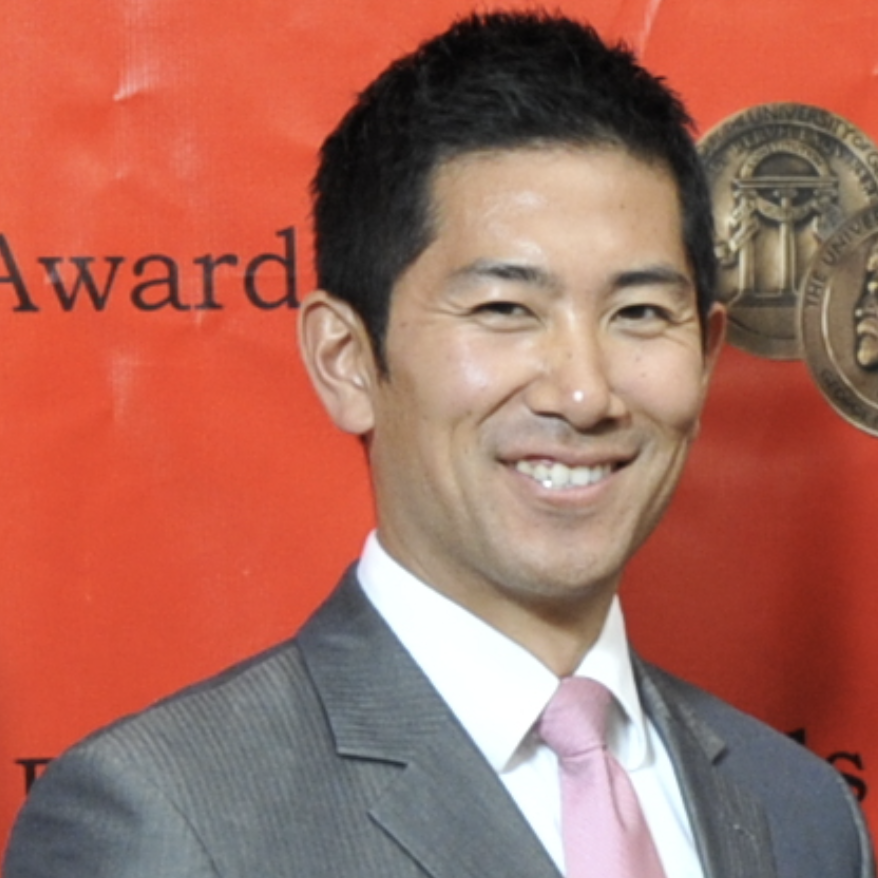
425, 144, 679, 224
386, 145, 693, 316
431, 142, 674, 183
425, 144, 680, 235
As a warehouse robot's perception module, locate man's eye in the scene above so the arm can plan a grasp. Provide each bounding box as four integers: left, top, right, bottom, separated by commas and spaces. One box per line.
472, 301, 531, 317
616, 304, 671, 322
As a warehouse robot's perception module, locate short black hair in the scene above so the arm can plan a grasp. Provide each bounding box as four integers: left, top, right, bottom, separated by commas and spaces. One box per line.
313, 10, 716, 367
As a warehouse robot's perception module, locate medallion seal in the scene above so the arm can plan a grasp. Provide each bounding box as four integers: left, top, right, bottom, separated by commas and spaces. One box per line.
700, 103, 878, 358
800, 203, 878, 435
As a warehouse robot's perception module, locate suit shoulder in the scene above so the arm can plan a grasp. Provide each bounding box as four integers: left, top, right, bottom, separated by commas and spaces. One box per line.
644, 662, 821, 766
44, 634, 325, 787
642, 662, 874, 878
641, 662, 869, 827
4, 635, 339, 878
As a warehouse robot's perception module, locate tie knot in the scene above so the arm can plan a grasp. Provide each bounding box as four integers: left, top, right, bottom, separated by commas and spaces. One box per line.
538, 677, 612, 760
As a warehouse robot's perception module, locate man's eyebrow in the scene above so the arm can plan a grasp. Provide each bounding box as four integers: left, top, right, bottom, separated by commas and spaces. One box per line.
450, 260, 560, 290
449, 260, 695, 298
613, 265, 694, 294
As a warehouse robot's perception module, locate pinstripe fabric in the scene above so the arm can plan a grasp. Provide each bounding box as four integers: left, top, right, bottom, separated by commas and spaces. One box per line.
4, 568, 875, 878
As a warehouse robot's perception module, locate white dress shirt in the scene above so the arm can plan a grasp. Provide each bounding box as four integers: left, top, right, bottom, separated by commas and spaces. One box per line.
357, 532, 705, 878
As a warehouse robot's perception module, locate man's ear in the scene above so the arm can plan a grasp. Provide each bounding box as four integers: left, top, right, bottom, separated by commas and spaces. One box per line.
702, 302, 727, 382
298, 290, 379, 435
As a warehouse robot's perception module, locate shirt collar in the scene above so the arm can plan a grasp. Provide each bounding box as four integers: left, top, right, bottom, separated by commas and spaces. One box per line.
357, 531, 650, 773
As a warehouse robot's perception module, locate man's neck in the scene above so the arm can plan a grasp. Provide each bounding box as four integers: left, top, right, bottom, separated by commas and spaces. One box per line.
365, 531, 621, 676
458, 583, 619, 676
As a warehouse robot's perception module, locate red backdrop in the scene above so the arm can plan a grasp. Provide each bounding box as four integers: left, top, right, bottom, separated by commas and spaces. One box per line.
3, 0, 877, 848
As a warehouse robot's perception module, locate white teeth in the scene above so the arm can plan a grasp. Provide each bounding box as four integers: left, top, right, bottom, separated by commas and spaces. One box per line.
550, 462, 569, 488
515, 459, 613, 490
570, 467, 591, 486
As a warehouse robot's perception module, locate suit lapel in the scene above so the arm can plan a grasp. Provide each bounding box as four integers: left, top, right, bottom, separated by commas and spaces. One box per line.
297, 569, 561, 878
635, 659, 779, 878
299, 572, 781, 878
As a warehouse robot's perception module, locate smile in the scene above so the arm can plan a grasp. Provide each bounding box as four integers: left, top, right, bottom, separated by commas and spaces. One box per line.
514, 459, 614, 490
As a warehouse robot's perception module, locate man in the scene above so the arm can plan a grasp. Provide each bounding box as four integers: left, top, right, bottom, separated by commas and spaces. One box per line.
4, 11, 873, 878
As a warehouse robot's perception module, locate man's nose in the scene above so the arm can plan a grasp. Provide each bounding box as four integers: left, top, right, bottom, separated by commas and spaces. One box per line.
522, 323, 628, 429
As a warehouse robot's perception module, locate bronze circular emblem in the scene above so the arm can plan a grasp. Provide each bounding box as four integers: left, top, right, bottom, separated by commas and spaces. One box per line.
800, 203, 878, 435
699, 103, 878, 359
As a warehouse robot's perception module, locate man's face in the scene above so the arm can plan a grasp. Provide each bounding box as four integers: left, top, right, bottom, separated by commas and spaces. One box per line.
365, 147, 723, 631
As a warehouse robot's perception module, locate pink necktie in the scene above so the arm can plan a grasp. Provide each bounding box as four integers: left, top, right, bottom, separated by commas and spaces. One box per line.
538, 677, 667, 878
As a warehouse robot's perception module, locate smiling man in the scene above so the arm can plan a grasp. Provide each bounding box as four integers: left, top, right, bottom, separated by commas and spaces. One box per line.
5, 11, 874, 878
307, 145, 717, 680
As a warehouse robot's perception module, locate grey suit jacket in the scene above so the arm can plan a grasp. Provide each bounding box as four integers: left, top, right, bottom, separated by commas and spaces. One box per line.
4, 568, 875, 878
